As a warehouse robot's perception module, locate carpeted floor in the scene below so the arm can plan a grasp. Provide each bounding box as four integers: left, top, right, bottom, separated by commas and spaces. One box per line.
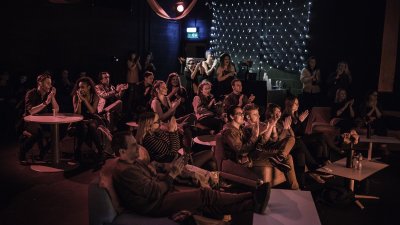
0, 136, 399, 225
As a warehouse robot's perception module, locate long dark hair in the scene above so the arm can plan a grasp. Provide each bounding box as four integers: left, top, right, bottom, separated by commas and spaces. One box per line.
71, 76, 96, 97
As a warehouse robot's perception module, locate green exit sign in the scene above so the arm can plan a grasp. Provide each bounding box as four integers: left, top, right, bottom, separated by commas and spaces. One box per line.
187, 32, 199, 39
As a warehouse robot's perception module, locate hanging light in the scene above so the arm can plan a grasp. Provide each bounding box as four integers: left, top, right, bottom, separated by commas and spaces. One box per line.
176, 1, 185, 13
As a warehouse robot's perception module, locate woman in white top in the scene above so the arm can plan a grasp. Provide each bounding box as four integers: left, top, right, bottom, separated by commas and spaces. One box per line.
300, 56, 321, 110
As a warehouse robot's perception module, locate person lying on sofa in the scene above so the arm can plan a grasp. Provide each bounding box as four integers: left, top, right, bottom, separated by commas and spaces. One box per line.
111, 131, 271, 225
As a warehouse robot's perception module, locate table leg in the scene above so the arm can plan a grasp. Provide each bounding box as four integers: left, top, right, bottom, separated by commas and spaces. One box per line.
349, 178, 380, 210
52, 123, 60, 165
368, 142, 373, 160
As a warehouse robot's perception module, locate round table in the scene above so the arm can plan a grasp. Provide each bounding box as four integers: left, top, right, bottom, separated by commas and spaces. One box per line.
193, 135, 217, 147
24, 113, 83, 172
126, 121, 139, 128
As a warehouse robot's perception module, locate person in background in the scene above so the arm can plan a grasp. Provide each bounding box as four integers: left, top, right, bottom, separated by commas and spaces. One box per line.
300, 56, 322, 110
131, 71, 154, 117
223, 79, 255, 113
166, 72, 190, 118
216, 53, 237, 98
126, 51, 142, 85
19, 73, 59, 164
95, 72, 128, 131
202, 50, 218, 80
192, 80, 223, 134
71, 77, 104, 165
330, 88, 357, 134
143, 51, 156, 73
327, 61, 352, 101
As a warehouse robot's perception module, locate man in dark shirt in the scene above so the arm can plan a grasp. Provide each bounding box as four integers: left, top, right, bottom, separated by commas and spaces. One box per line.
19, 73, 59, 164
223, 79, 255, 113
111, 131, 271, 224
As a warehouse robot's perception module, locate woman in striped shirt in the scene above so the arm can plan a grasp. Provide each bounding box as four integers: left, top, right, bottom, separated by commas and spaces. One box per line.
136, 112, 216, 170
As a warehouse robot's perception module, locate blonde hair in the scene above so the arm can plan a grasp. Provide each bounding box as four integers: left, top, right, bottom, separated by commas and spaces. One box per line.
135, 112, 157, 145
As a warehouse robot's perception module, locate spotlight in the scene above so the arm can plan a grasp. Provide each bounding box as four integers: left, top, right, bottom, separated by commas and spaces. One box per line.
176, 1, 185, 13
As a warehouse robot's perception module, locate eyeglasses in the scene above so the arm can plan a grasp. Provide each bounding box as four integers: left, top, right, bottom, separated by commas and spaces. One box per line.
234, 112, 244, 116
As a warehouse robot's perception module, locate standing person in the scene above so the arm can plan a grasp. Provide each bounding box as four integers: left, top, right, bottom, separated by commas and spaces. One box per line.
19, 73, 59, 164
202, 50, 218, 80
300, 56, 322, 110
111, 131, 271, 224
71, 77, 104, 165
126, 51, 142, 85
216, 53, 237, 98
327, 61, 352, 101
143, 51, 156, 73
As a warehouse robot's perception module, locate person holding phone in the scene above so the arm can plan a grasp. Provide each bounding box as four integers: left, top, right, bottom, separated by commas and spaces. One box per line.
19, 73, 59, 164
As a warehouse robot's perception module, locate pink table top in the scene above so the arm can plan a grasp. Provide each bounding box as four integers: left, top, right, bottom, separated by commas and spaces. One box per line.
193, 135, 216, 146
24, 113, 83, 124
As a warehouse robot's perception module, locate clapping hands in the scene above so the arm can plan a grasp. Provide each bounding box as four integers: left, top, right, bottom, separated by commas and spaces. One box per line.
283, 116, 292, 130
299, 110, 309, 122
168, 156, 185, 179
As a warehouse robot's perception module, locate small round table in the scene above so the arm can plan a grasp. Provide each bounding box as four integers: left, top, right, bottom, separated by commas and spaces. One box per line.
193, 135, 217, 147
24, 113, 83, 172
126, 121, 139, 129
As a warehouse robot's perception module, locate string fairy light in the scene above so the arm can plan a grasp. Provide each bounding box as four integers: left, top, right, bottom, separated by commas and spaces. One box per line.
210, 0, 312, 73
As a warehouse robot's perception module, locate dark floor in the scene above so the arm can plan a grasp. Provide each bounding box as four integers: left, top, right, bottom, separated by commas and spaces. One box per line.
0, 136, 399, 225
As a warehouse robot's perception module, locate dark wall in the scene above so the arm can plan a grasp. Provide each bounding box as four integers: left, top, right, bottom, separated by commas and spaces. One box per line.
0, 0, 191, 82
308, 0, 389, 100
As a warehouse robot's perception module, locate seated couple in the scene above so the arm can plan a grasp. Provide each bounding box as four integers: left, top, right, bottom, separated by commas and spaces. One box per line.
110, 131, 272, 225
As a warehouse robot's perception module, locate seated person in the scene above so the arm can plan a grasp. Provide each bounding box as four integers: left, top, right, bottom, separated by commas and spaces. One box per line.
221, 105, 258, 168
111, 131, 271, 224
331, 88, 357, 133
151, 80, 194, 148
133, 71, 154, 115
266, 103, 328, 187
283, 95, 343, 164
95, 72, 128, 130
71, 77, 105, 164
192, 80, 223, 133
136, 112, 216, 171
19, 73, 59, 164
223, 79, 255, 113
166, 72, 190, 118
243, 104, 299, 190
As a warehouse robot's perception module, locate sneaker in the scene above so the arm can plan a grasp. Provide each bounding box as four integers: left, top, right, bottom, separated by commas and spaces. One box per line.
254, 182, 271, 214
268, 154, 291, 173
